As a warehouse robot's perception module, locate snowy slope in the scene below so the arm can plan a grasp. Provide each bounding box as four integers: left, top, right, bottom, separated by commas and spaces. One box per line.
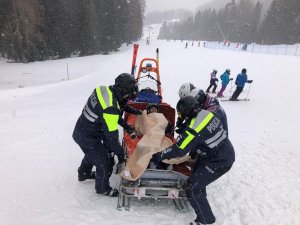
0, 38, 300, 225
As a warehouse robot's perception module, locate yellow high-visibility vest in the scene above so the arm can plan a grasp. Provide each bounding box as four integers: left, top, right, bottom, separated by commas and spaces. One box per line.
179, 111, 214, 149
96, 86, 120, 132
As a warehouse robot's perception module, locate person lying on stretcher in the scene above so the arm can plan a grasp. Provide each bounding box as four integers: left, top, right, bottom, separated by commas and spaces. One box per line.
144, 103, 174, 169
120, 103, 177, 181
145, 103, 174, 136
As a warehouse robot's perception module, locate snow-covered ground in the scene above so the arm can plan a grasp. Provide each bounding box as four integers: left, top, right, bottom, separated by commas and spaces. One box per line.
1, 33, 300, 225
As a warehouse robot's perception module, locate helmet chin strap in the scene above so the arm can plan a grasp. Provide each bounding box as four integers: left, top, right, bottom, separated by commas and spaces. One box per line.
122, 95, 131, 104
190, 108, 201, 118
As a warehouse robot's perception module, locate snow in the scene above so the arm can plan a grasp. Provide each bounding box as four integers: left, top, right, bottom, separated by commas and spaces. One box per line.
1, 30, 300, 225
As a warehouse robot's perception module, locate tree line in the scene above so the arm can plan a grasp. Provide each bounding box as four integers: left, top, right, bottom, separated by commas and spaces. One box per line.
158, 0, 300, 45
0, 0, 145, 62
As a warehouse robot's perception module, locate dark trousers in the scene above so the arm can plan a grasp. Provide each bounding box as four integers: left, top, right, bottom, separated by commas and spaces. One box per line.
78, 142, 114, 194
231, 87, 243, 100
206, 81, 217, 93
186, 142, 235, 224
186, 163, 232, 224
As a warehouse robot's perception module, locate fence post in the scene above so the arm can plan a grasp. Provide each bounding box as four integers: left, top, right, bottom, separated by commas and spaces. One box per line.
252, 43, 254, 52
67, 63, 70, 80
285, 45, 288, 55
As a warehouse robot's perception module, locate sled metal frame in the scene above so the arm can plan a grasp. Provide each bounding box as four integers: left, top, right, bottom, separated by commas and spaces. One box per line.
136, 58, 161, 97
119, 53, 190, 212
117, 169, 190, 212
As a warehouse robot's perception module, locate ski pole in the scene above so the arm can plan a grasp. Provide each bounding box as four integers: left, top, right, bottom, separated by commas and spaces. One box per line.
229, 80, 233, 94
245, 83, 252, 102
229, 84, 236, 92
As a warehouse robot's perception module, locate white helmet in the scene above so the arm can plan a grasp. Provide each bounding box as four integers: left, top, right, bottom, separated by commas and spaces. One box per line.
189, 88, 201, 98
178, 83, 196, 99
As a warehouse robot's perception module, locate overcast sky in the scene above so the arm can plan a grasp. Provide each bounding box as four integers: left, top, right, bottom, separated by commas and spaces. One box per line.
145, 0, 212, 13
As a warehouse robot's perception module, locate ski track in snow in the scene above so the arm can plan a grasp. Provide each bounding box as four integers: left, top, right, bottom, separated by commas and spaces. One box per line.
1, 30, 300, 224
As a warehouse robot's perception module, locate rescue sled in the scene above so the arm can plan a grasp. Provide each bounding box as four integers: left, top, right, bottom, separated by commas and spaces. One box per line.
117, 53, 191, 212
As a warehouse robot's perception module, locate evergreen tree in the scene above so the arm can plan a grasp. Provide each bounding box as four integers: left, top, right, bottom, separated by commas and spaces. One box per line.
0, 0, 13, 57
0, 0, 145, 61
259, 0, 300, 44
249, 2, 263, 43
158, 0, 266, 44
38, 0, 73, 59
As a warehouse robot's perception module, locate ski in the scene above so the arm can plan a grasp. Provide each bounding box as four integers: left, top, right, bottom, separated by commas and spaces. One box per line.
131, 44, 139, 78
221, 98, 250, 102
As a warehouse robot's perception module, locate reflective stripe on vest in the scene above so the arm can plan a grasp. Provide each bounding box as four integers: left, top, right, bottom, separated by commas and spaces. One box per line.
179, 110, 214, 149
96, 86, 113, 110
96, 86, 120, 132
83, 104, 99, 122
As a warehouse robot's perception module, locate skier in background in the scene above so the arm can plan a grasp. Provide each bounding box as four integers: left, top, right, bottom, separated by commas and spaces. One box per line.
242, 44, 248, 51
206, 69, 218, 93
217, 69, 233, 97
230, 68, 253, 101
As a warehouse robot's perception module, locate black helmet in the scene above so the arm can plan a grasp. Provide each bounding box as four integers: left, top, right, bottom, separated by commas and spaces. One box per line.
176, 96, 200, 119
115, 73, 139, 99
146, 103, 159, 114
195, 89, 206, 107
242, 68, 247, 73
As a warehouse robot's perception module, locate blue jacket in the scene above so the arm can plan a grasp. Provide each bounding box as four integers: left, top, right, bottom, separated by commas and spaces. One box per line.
220, 71, 230, 86
235, 73, 248, 87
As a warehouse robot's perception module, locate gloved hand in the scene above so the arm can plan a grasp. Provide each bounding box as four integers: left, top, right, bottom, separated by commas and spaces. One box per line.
137, 110, 143, 115
151, 152, 162, 167
248, 80, 253, 83
229, 78, 233, 81
126, 127, 138, 139
116, 152, 125, 164
113, 154, 125, 174
175, 127, 184, 134
176, 116, 183, 126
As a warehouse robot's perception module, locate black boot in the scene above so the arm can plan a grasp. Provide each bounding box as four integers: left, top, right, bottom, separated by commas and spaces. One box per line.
78, 171, 95, 181
97, 187, 119, 197
189, 222, 202, 225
